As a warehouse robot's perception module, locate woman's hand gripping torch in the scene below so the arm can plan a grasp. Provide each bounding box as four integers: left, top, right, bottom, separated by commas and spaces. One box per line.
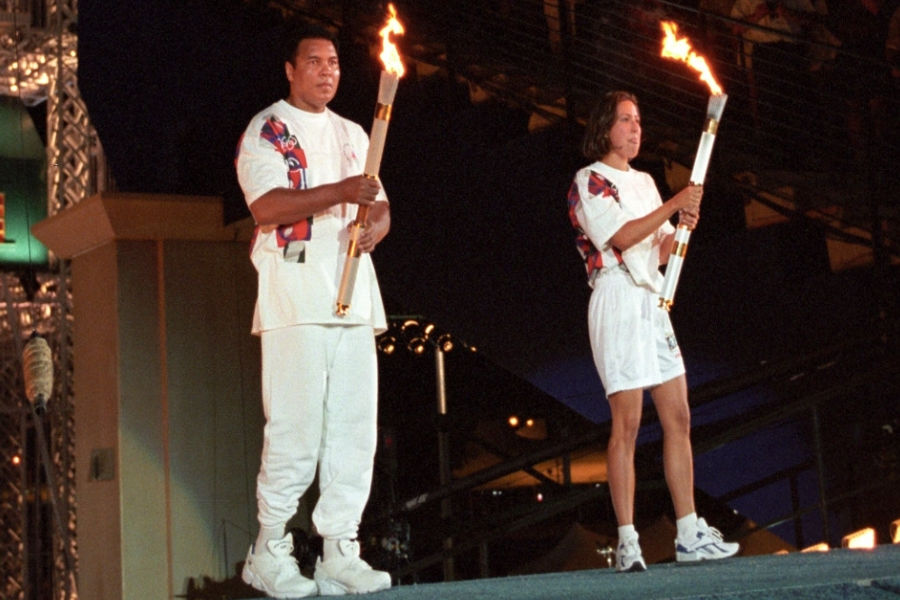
657, 21, 727, 311
335, 4, 405, 317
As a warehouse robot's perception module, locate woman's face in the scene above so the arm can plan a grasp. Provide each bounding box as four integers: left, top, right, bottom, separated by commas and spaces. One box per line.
606, 100, 642, 163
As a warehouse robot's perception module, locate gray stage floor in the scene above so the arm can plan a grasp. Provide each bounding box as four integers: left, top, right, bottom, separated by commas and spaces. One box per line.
248, 544, 900, 599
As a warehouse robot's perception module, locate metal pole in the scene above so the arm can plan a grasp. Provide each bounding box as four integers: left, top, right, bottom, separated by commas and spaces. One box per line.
789, 473, 804, 549
811, 405, 831, 545
478, 540, 490, 578
435, 348, 455, 581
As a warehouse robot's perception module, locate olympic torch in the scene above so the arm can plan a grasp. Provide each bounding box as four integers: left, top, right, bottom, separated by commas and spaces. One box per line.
335, 4, 405, 316
657, 21, 727, 311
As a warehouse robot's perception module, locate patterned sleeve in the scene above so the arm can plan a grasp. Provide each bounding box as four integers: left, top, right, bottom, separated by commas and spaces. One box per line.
235, 113, 294, 207
572, 169, 630, 251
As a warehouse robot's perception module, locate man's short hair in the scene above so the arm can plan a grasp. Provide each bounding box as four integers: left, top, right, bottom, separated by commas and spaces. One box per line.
283, 21, 339, 65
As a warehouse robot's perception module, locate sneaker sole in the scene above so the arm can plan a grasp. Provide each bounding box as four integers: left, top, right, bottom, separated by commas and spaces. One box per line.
616, 559, 648, 573
242, 564, 318, 598
316, 575, 391, 596
316, 576, 351, 597
676, 545, 740, 563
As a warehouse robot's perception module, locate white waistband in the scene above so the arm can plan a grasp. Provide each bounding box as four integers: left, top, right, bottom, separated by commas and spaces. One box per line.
589, 262, 628, 286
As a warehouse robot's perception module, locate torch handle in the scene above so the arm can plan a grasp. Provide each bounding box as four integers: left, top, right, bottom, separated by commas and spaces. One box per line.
335, 204, 370, 316
658, 224, 692, 311
335, 70, 399, 317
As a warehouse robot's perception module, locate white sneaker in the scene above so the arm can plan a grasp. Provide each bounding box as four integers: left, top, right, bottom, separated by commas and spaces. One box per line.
315, 539, 392, 595
242, 532, 318, 598
615, 536, 647, 572
675, 517, 740, 562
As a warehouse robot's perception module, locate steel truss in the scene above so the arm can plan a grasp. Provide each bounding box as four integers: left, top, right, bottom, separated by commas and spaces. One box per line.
2, 0, 101, 598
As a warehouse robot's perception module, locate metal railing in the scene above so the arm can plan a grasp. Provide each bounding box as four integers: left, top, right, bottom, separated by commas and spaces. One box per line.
369, 322, 898, 581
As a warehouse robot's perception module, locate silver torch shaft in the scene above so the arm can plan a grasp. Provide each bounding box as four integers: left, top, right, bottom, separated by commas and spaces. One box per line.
658, 93, 727, 311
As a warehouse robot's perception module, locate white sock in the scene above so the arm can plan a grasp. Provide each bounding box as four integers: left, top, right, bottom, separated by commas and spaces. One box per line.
617, 524, 638, 543
676, 512, 698, 540
254, 526, 285, 554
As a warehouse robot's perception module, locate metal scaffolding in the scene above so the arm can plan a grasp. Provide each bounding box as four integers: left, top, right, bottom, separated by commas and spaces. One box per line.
1, 0, 101, 598
0, 270, 76, 600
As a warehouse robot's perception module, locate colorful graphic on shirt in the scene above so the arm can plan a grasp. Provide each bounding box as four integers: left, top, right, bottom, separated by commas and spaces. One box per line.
567, 171, 623, 275
259, 115, 313, 248
261, 116, 308, 190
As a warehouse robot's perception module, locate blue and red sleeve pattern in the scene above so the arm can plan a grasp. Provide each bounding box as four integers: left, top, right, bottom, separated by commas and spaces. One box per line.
259, 116, 313, 246
566, 171, 623, 275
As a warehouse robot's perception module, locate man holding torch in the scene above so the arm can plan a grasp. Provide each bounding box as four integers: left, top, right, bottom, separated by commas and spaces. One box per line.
567, 91, 739, 572
235, 22, 391, 597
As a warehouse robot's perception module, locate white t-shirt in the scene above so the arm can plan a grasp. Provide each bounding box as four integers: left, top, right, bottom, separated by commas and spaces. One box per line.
236, 100, 388, 334
571, 160, 673, 293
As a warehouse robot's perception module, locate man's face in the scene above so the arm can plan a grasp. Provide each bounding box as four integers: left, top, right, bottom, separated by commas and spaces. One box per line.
285, 38, 340, 112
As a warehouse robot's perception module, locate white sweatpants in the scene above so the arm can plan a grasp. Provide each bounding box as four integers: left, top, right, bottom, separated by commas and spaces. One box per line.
257, 324, 378, 540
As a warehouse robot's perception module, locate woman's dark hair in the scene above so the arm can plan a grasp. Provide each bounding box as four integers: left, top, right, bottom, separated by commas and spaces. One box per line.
283, 22, 339, 65
581, 90, 639, 161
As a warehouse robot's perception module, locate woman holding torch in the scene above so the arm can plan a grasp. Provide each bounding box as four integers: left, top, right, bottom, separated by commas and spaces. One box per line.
566, 91, 739, 572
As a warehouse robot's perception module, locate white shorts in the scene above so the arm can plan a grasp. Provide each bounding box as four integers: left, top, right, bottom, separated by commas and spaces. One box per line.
587, 267, 685, 397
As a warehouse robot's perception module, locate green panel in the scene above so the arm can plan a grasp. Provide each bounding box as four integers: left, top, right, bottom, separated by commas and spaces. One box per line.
0, 98, 44, 158
0, 98, 48, 266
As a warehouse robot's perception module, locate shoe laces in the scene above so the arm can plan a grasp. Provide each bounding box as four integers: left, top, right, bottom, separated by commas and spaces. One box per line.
326, 539, 374, 572
697, 518, 725, 541
337, 539, 360, 558
265, 537, 301, 571
269, 538, 294, 556
618, 537, 641, 556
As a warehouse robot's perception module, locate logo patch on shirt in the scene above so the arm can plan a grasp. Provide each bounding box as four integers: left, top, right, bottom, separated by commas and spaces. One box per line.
283, 240, 306, 263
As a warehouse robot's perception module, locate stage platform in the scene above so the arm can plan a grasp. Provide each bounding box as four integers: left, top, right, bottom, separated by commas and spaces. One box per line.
241, 545, 900, 600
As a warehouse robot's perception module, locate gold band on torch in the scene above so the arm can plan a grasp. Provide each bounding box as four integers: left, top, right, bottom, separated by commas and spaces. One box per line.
658, 93, 727, 311
335, 72, 400, 316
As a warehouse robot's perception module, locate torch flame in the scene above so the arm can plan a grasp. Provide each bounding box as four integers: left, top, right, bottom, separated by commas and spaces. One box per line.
379, 3, 406, 76
660, 21, 722, 96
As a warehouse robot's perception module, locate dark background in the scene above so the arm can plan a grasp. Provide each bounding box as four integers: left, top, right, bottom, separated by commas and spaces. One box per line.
74, 0, 898, 555
76, 0, 887, 411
